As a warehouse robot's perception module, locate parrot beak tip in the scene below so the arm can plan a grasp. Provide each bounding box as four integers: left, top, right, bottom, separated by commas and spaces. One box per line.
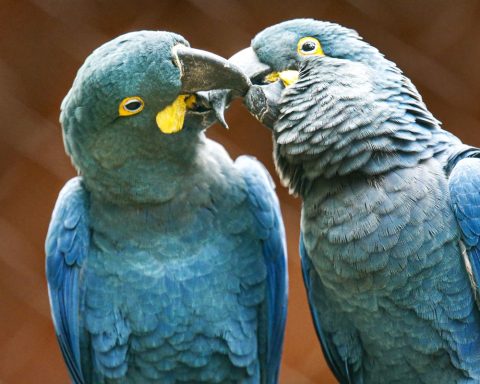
212, 96, 229, 129
196, 90, 231, 129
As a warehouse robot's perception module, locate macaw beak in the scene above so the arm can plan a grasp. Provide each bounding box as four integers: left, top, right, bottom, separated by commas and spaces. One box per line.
225, 47, 297, 130
183, 47, 273, 132
228, 47, 272, 84
155, 45, 250, 133
172, 45, 251, 94
230, 47, 299, 86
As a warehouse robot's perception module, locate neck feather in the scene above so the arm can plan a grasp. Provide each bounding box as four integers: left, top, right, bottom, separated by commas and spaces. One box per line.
273, 57, 458, 196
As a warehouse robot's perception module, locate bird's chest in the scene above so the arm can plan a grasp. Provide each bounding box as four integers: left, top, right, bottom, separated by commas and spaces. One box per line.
80, 204, 266, 382
302, 162, 459, 308
84, 236, 260, 328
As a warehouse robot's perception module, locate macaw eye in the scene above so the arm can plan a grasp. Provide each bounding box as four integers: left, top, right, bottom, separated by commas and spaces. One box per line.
119, 96, 145, 116
297, 37, 324, 56
302, 41, 316, 52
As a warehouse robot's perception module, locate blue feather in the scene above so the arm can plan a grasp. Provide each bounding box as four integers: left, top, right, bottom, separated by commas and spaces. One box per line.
450, 156, 480, 301
45, 177, 89, 384
300, 234, 354, 384
236, 156, 288, 384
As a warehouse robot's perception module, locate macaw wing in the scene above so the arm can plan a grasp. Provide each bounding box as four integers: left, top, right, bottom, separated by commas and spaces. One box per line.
449, 154, 480, 302
300, 234, 355, 384
45, 177, 89, 384
236, 156, 288, 384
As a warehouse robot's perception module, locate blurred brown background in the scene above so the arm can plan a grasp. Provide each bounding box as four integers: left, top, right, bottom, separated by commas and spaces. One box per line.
1, 0, 480, 383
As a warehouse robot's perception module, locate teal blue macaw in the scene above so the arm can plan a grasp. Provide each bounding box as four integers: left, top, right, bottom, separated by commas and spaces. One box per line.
228, 19, 480, 383
46, 31, 287, 383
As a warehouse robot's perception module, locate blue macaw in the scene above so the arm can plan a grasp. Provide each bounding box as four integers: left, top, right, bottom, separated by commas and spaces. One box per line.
46, 31, 287, 383
228, 19, 480, 383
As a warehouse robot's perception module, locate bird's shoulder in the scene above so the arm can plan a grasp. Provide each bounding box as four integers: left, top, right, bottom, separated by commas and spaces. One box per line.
46, 176, 90, 286
234, 155, 277, 214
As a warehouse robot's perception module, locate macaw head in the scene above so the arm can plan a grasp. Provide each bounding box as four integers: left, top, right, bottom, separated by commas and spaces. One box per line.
61, 31, 249, 203
236, 18, 384, 77
227, 19, 436, 193
228, 19, 396, 128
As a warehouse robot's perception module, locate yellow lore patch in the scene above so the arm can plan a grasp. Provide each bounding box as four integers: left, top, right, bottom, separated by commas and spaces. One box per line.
264, 70, 300, 87
156, 95, 192, 134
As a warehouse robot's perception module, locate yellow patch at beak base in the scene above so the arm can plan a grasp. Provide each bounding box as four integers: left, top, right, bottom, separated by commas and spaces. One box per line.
264, 70, 299, 87
156, 95, 195, 134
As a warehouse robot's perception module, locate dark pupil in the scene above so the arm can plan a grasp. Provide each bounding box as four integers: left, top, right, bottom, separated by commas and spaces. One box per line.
302, 41, 316, 52
125, 101, 141, 111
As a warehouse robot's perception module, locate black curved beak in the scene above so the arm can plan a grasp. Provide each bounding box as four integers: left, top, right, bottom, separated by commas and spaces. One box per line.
192, 47, 273, 129
172, 45, 251, 95
228, 47, 272, 83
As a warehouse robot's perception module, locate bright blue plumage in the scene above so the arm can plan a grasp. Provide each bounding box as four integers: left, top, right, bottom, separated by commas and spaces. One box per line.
237, 157, 288, 383
46, 177, 89, 384
449, 153, 480, 298
231, 18, 480, 383
299, 235, 354, 384
46, 31, 287, 383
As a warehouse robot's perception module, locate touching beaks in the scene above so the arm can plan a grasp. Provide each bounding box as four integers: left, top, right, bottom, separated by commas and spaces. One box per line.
165, 46, 297, 132
162, 45, 252, 132
131, 46, 253, 135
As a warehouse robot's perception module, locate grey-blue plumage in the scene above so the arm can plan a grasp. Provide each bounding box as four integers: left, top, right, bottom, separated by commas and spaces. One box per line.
232, 19, 480, 383
46, 31, 287, 383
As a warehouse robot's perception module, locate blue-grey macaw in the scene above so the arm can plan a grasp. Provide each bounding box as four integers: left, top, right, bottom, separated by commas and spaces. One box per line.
45, 30, 287, 384
228, 19, 480, 383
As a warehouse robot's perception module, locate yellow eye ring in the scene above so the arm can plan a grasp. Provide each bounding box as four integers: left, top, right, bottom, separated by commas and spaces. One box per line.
297, 37, 324, 56
119, 96, 144, 116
